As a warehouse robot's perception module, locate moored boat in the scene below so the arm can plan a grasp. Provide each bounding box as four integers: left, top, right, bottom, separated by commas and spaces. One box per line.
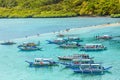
25, 58, 58, 67
80, 44, 107, 51
60, 58, 94, 68
58, 54, 91, 61
18, 46, 42, 51
46, 38, 67, 45
96, 35, 112, 40
57, 34, 65, 37
18, 41, 41, 51
72, 63, 112, 74
0, 41, 16, 45
59, 54, 95, 68
18, 41, 40, 47
59, 42, 81, 48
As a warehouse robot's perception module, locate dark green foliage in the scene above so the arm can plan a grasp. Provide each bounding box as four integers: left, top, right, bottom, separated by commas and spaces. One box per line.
0, 0, 120, 18
111, 14, 120, 18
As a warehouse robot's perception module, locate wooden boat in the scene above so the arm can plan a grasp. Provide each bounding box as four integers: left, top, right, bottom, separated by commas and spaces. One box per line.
17, 41, 41, 51
57, 34, 65, 37
96, 35, 112, 40
25, 58, 58, 67
59, 42, 81, 48
58, 56, 73, 60
58, 54, 91, 61
72, 64, 112, 73
18, 41, 41, 51
46, 38, 66, 45
61, 59, 95, 68
18, 41, 40, 47
18, 46, 42, 51
60, 58, 94, 68
0, 41, 16, 45
80, 44, 107, 51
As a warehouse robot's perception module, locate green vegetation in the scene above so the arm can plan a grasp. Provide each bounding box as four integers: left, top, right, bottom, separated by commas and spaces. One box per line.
111, 14, 120, 18
0, 0, 120, 18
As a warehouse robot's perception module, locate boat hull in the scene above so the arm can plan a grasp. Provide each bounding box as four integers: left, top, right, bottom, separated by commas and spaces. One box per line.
1, 42, 16, 45
25, 61, 58, 67
72, 66, 112, 74
59, 45, 79, 48
58, 57, 73, 60
80, 48, 107, 51
46, 40, 66, 45
73, 69, 103, 73
18, 46, 42, 51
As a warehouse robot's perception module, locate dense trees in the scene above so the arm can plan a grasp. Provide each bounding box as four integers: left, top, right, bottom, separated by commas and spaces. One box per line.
0, 0, 120, 18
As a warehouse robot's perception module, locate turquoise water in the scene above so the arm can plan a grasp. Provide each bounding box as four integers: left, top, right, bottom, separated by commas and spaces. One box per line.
0, 17, 120, 80
0, 17, 120, 40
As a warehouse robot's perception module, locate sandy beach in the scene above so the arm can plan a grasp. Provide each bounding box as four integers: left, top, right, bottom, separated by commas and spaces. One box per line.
0, 22, 120, 42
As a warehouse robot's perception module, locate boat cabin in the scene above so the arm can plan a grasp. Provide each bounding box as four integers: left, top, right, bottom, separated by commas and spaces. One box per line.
85, 44, 104, 48
54, 38, 65, 42
72, 59, 94, 64
34, 58, 53, 62
80, 64, 103, 69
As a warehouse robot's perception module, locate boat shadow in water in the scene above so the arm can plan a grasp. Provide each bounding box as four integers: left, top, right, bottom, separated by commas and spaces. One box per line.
56, 47, 79, 50
26, 65, 56, 72
26, 65, 59, 72
71, 70, 112, 76
59, 66, 70, 71
80, 50, 107, 52
27, 65, 54, 68
18, 49, 43, 52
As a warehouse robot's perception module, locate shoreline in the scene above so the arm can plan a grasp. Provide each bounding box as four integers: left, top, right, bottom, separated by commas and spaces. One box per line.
0, 22, 120, 42
0, 16, 112, 19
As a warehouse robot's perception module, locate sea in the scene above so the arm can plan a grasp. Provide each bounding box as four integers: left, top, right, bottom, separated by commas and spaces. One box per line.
0, 17, 120, 80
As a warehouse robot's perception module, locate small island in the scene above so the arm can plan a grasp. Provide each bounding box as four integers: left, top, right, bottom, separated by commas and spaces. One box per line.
0, 0, 120, 18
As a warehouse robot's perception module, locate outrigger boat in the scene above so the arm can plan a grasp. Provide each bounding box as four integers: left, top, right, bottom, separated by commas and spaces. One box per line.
57, 34, 65, 37
60, 58, 94, 68
72, 63, 112, 73
96, 35, 112, 40
18, 41, 41, 51
18, 41, 40, 47
59, 42, 81, 48
46, 38, 67, 45
25, 58, 58, 67
80, 44, 107, 51
18, 46, 42, 51
0, 41, 16, 45
58, 54, 91, 61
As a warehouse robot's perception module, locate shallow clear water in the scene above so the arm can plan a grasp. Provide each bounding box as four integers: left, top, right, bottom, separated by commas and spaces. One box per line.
0, 17, 120, 40
0, 17, 120, 80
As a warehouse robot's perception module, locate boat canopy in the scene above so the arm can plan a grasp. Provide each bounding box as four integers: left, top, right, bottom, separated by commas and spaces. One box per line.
68, 37, 79, 39
35, 58, 53, 62
103, 35, 110, 37
73, 54, 89, 56
67, 42, 78, 44
80, 64, 101, 66
73, 59, 92, 62
56, 38, 64, 41
85, 44, 103, 46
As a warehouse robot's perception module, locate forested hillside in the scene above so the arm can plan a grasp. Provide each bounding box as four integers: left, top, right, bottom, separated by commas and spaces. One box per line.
0, 0, 120, 18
